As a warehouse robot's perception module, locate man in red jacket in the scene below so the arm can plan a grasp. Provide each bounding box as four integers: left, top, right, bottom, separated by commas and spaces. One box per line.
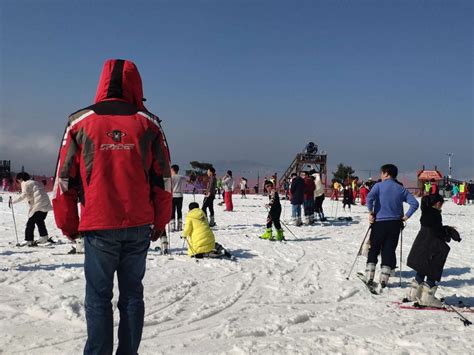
52, 59, 172, 355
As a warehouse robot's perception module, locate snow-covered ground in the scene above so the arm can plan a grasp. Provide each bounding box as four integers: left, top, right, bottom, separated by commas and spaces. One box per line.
0, 192, 473, 354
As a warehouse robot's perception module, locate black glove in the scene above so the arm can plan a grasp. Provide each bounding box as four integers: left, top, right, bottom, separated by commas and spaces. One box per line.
444, 226, 461, 242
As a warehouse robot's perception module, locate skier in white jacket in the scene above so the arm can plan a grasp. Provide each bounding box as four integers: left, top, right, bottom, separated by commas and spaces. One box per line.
10, 172, 53, 246
313, 172, 327, 221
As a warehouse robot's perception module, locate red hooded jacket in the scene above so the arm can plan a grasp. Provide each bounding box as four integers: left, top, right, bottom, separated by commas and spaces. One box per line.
52, 59, 172, 237
303, 176, 315, 201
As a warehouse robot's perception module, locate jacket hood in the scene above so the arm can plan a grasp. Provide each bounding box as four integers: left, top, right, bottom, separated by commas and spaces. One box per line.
187, 208, 207, 221
94, 59, 145, 109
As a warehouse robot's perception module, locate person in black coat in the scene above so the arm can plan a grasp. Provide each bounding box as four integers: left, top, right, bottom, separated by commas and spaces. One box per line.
342, 184, 354, 211
406, 194, 461, 307
290, 173, 305, 226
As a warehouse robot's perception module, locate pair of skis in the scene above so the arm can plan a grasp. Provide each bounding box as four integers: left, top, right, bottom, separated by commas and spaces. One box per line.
398, 301, 473, 327
250, 233, 288, 243
356, 272, 472, 326
15, 237, 59, 248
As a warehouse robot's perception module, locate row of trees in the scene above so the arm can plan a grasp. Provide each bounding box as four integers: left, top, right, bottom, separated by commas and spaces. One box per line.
185, 161, 214, 181
332, 163, 356, 182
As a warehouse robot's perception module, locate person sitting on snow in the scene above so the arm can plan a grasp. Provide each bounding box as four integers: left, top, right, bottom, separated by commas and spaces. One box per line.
406, 194, 461, 307
182, 202, 230, 258
260, 181, 284, 241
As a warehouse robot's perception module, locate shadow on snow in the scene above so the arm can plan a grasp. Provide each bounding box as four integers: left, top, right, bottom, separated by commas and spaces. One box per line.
16, 263, 84, 271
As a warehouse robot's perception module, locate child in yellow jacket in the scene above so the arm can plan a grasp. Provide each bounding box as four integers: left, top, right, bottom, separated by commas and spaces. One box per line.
183, 202, 216, 256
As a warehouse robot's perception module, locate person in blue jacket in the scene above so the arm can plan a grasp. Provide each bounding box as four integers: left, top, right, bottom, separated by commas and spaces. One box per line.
365, 164, 419, 288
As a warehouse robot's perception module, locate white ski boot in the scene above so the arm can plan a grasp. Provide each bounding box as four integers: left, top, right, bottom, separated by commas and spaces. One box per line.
365, 262, 376, 284
304, 216, 310, 225
160, 235, 169, 255
418, 283, 444, 308
69, 237, 84, 254
379, 265, 392, 288
37, 236, 49, 244
177, 219, 183, 231
406, 279, 423, 302
76, 237, 84, 253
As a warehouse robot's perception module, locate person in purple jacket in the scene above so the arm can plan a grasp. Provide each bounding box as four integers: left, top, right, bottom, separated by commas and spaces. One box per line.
365, 164, 419, 288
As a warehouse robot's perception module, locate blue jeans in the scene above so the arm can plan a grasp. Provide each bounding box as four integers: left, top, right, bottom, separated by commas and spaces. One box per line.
83, 225, 151, 355
303, 199, 314, 216
291, 204, 301, 218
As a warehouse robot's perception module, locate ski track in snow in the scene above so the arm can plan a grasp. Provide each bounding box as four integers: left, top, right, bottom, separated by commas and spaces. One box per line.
0, 192, 473, 354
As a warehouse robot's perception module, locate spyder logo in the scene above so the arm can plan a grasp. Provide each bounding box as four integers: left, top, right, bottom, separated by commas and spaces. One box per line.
107, 130, 127, 142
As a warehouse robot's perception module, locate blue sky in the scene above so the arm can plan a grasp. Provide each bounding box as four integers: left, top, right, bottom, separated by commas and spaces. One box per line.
0, 0, 472, 181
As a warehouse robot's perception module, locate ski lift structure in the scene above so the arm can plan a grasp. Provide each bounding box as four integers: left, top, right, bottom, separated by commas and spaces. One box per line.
278, 142, 328, 189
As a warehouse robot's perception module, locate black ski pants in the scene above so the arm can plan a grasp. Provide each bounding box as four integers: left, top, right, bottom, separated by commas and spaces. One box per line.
367, 220, 403, 269
25, 211, 48, 241
314, 194, 325, 214
202, 196, 215, 217
266, 207, 282, 229
172, 197, 183, 221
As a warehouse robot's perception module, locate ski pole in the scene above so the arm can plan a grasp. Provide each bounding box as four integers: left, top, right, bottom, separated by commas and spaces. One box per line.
346, 225, 372, 280
443, 304, 472, 326
335, 200, 339, 219
9, 197, 20, 247
168, 223, 172, 255
182, 235, 199, 260
280, 219, 298, 239
181, 236, 186, 255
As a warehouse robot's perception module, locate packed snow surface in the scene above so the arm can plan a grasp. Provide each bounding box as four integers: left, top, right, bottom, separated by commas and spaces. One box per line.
0, 193, 473, 354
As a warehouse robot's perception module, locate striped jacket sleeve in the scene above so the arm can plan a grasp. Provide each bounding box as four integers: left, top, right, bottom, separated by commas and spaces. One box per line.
51, 121, 82, 237
147, 114, 172, 231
